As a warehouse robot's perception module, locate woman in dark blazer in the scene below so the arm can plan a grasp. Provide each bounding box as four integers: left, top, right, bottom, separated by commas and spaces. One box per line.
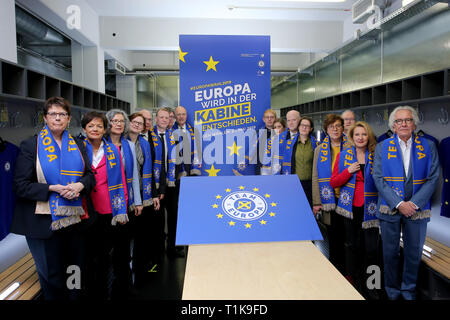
10, 97, 95, 300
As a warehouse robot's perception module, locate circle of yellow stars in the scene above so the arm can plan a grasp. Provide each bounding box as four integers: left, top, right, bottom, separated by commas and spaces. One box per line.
211, 185, 277, 230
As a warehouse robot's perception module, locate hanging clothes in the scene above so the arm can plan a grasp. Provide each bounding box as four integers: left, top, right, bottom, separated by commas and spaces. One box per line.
0, 139, 20, 241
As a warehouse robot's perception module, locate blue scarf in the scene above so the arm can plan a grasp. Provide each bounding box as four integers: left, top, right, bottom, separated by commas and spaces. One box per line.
172, 122, 202, 176
335, 146, 379, 228
317, 135, 349, 211
281, 134, 318, 175
38, 125, 85, 230
281, 132, 298, 174
152, 126, 176, 187
379, 133, 432, 220
107, 136, 135, 210
259, 128, 279, 175
84, 138, 128, 225
363, 150, 379, 229
137, 135, 153, 207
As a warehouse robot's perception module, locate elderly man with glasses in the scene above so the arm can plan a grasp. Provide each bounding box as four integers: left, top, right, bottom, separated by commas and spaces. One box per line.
373, 105, 440, 300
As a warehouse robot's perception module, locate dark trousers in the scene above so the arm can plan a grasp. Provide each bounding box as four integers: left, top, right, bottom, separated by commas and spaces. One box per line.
380, 215, 427, 300
166, 184, 181, 252
328, 210, 346, 275
129, 204, 155, 275
150, 199, 167, 260
343, 206, 380, 292
26, 227, 84, 300
84, 213, 131, 300
300, 179, 312, 206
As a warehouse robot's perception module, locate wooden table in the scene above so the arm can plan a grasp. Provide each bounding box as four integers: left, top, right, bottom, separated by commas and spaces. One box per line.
182, 241, 364, 300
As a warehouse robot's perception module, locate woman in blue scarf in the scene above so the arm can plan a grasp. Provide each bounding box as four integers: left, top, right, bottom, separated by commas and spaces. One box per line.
281, 116, 318, 205
81, 111, 130, 300
330, 121, 380, 299
105, 109, 142, 299
127, 112, 160, 287
11, 97, 95, 300
312, 113, 348, 275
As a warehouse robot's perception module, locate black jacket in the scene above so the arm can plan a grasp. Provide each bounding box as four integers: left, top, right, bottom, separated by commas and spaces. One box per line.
10, 135, 96, 239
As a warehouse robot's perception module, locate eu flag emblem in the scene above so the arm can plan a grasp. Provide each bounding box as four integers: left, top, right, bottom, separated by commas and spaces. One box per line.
176, 175, 323, 245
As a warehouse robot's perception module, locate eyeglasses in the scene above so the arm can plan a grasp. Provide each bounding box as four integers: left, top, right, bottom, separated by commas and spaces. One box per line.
394, 118, 414, 125
299, 124, 311, 129
110, 119, 125, 125
131, 120, 144, 127
328, 124, 343, 130
46, 112, 69, 119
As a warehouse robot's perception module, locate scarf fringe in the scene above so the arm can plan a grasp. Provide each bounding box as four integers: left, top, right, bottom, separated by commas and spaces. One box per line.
155, 182, 160, 189
143, 199, 153, 207
322, 203, 336, 212
51, 215, 81, 230
111, 213, 129, 226
379, 205, 395, 215
379, 205, 432, 220
167, 180, 176, 187
362, 219, 379, 229
54, 206, 85, 217
190, 169, 201, 176
412, 210, 432, 220
128, 204, 135, 212
336, 206, 353, 219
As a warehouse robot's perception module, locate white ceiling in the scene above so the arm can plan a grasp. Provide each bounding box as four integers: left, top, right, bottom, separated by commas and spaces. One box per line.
88, 0, 356, 21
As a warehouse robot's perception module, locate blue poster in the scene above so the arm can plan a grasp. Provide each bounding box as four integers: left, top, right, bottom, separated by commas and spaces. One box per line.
176, 175, 323, 245
179, 35, 271, 176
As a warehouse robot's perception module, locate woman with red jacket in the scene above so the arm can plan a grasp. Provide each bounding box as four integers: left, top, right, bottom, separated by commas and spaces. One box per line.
330, 121, 380, 299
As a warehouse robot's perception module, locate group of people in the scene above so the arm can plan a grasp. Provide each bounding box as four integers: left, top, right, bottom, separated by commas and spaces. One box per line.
260, 107, 440, 300
10, 97, 193, 300
10, 96, 440, 301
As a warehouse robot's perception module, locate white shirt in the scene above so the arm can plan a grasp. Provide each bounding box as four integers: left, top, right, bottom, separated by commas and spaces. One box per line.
398, 136, 412, 177
396, 135, 418, 210
92, 142, 105, 168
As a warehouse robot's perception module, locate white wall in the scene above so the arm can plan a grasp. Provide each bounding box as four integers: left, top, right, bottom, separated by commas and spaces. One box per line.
0, 0, 17, 63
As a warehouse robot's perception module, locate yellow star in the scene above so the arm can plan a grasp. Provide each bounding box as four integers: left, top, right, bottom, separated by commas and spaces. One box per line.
269, 212, 276, 217
212, 204, 218, 208
260, 220, 267, 225
216, 195, 222, 199
226, 141, 242, 156
217, 213, 223, 219
179, 47, 188, 63
203, 56, 219, 72
271, 202, 277, 207
225, 188, 231, 192
253, 187, 259, 192
239, 186, 245, 190
205, 164, 221, 176
229, 221, 236, 226
245, 223, 252, 229
265, 193, 271, 198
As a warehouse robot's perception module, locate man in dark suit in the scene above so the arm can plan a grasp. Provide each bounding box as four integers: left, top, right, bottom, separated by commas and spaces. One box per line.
373, 106, 440, 300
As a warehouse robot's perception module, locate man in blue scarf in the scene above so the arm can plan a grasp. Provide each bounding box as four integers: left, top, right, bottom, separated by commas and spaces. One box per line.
373, 106, 440, 300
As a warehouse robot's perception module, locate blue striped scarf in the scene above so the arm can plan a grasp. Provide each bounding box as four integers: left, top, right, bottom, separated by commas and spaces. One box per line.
38, 126, 85, 230
335, 146, 379, 228
317, 135, 348, 211
107, 136, 135, 210
137, 135, 153, 207
379, 133, 432, 220
84, 138, 128, 225
152, 126, 176, 187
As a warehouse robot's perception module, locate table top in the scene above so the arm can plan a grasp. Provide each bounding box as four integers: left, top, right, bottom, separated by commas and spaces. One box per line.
182, 240, 364, 300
